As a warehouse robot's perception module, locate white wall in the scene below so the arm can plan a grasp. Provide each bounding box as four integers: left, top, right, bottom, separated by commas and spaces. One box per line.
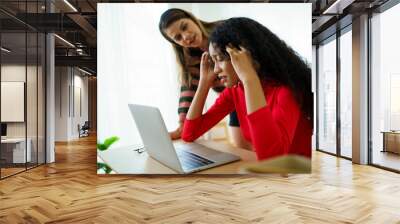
72, 73, 89, 138
98, 3, 178, 148
1, 65, 27, 140
1, 64, 45, 163
55, 66, 68, 141
1, 65, 38, 138
55, 67, 89, 141
193, 3, 312, 63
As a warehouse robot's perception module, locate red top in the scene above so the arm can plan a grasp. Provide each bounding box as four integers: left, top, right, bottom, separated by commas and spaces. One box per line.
182, 81, 312, 160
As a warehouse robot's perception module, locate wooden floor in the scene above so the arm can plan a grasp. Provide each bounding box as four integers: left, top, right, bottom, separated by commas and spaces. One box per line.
1, 135, 400, 223
373, 150, 400, 171
0, 167, 26, 178
1, 163, 45, 178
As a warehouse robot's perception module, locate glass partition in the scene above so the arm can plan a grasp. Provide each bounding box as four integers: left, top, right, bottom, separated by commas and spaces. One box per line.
317, 36, 337, 154
339, 28, 352, 158
370, 3, 400, 171
38, 32, 45, 165
0, 1, 46, 179
1, 30, 28, 177
27, 30, 38, 169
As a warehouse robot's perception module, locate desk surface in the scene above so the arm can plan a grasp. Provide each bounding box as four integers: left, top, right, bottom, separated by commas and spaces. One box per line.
1, 138, 27, 143
381, 131, 400, 134
98, 139, 257, 174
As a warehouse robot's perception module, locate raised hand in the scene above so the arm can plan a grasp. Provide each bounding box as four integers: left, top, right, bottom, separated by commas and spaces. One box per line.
199, 52, 218, 88
226, 45, 258, 84
186, 52, 217, 121
226, 44, 267, 114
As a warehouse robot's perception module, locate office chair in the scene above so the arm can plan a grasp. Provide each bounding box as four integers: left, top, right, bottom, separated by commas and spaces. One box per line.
79, 121, 90, 138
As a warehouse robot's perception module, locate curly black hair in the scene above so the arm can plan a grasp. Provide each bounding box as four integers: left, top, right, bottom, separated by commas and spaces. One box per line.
209, 17, 313, 122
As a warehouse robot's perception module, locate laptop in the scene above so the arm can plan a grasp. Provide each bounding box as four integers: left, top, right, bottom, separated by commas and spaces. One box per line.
128, 104, 240, 174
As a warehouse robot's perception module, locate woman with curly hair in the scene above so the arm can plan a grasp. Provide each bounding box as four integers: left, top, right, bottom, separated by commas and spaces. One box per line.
182, 17, 313, 160
159, 8, 250, 149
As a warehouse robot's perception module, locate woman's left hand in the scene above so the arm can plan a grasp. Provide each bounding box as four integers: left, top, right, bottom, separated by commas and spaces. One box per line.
227, 45, 267, 114
226, 45, 258, 84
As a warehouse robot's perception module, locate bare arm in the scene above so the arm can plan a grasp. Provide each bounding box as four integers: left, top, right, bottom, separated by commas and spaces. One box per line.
186, 52, 217, 120
226, 45, 267, 114
186, 82, 211, 119
242, 75, 267, 114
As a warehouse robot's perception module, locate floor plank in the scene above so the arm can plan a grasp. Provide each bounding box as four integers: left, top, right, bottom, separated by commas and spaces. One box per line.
0, 135, 399, 223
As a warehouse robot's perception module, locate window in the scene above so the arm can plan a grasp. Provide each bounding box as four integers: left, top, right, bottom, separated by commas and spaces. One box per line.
370, 2, 400, 171
339, 28, 352, 158
317, 36, 337, 154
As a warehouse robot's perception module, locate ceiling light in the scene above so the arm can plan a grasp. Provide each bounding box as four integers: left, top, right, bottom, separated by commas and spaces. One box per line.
1, 47, 11, 53
63, 0, 78, 12
323, 0, 355, 15
76, 48, 85, 55
78, 67, 93, 76
54, 34, 75, 48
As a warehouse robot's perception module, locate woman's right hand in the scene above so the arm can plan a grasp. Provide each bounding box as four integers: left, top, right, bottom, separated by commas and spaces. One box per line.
169, 123, 183, 140
199, 52, 217, 88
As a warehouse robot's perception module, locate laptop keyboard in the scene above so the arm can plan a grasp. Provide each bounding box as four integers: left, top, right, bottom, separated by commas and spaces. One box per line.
176, 150, 214, 170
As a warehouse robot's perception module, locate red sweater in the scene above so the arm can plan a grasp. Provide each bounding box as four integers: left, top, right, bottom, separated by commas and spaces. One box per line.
182, 82, 312, 160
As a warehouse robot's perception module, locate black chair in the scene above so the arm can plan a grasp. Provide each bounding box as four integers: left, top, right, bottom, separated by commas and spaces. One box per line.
79, 121, 90, 138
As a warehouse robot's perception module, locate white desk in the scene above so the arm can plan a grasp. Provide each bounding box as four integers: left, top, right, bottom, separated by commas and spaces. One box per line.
98, 140, 257, 174
1, 138, 31, 163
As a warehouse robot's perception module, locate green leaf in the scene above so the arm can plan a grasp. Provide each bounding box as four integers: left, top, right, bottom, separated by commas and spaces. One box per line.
97, 136, 120, 151
97, 143, 107, 151
97, 162, 113, 174
104, 166, 112, 174
103, 136, 120, 149
97, 162, 105, 169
